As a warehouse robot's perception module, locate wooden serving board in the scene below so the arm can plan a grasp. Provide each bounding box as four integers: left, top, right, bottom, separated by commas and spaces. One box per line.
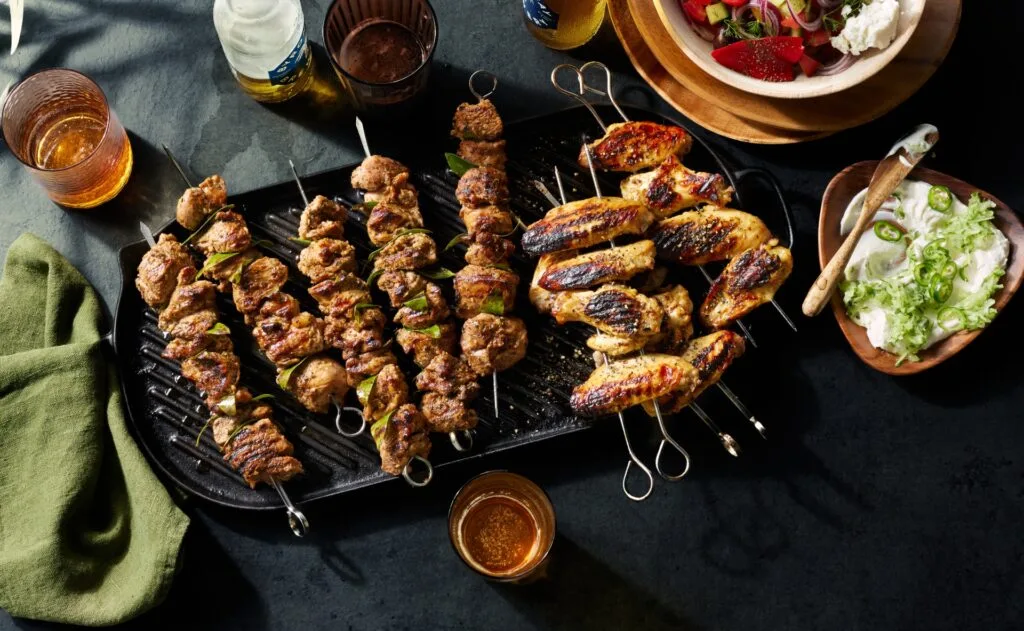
617, 0, 961, 134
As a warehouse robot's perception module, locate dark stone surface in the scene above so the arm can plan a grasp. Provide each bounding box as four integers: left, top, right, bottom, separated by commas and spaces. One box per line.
1, 1, 1022, 630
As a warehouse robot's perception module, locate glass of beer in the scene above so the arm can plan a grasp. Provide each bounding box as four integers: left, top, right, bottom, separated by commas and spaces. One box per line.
2, 69, 133, 209
448, 471, 556, 583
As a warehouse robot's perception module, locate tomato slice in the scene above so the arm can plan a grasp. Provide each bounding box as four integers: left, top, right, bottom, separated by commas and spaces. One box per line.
805, 29, 831, 47
722, 0, 747, 5
798, 54, 821, 77
681, 0, 708, 22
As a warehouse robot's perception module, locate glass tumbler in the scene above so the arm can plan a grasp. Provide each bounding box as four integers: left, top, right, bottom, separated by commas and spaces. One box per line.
322, 0, 438, 110
2, 69, 133, 209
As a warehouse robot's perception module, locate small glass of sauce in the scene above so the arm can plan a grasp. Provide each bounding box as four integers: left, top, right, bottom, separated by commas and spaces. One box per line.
448, 471, 556, 582
322, 0, 438, 110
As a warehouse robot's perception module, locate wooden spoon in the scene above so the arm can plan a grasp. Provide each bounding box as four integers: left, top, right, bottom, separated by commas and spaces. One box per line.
802, 126, 940, 316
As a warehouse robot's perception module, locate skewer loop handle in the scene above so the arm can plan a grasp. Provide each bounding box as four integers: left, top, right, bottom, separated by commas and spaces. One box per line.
449, 429, 474, 452
402, 455, 434, 487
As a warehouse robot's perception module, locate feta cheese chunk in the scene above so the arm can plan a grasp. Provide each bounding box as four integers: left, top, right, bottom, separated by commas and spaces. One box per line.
830, 0, 900, 56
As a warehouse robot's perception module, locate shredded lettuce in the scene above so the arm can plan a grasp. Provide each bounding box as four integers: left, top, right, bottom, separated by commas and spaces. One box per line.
939, 193, 998, 255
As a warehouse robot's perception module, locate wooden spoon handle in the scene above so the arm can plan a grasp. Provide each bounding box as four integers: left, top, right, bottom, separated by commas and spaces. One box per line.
802, 222, 868, 317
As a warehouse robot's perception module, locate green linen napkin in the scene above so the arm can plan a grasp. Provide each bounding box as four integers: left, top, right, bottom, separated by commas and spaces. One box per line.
0, 233, 190, 626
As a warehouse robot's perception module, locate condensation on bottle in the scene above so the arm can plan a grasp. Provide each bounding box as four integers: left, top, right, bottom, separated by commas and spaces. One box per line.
213, 0, 314, 103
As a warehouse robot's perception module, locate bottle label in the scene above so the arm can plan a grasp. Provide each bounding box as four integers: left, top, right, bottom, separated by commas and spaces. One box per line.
523, 0, 559, 30
269, 33, 308, 85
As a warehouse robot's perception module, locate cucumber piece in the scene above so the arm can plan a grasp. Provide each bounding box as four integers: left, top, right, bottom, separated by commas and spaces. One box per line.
706, 2, 729, 25
770, 0, 806, 17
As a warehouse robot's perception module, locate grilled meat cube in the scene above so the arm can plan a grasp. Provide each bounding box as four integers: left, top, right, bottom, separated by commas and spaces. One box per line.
299, 195, 347, 241
297, 238, 357, 283
456, 167, 509, 208
586, 332, 650, 358
645, 285, 694, 355
136, 234, 193, 309
201, 248, 260, 290
650, 207, 771, 266
373, 403, 431, 476
396, 321, 457, 367
460, 205, 513, 238
176, 174, 227, 230
167, 310, 218, 342
162, 332, 232, 362
420, 393, 478, 433
454, 264, 519, 319
700, 240, 793, 329
329, 307, 387, 359
570, 353, 700, 416
521, 197, 654, 256
642, 331, 746, 416
253, 312, 326, 365
578, 122, 692, 173
451, 99, 503, 141
345, 349, 398, 388
257, 291, 300, 322
308, 274, 370, 318
225, 418, 303, 487
366, 199, 424, 245
372, 232, 437, 272
360, 363, 408, 423
194, 210, 252, 257
415, 351, 480, 401
288, 355, 350, 414
377, 271, 428, 308
458, 139, 506, 169
351, 155, 409, 192
394, 282, 450, 329
552, 284, 663, 338
364, 176, 418, 207
539, 240, 655, 291
460, 313, 528, 376
232, 256, 288, 315
181, 350, 240, 402
465, 232, 516, 267
158, 268, 217, 332
620, 155, 733, 217
529, 251, 573, 315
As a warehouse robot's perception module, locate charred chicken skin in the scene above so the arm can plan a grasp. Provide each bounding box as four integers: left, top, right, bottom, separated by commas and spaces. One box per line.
650, 207, 772, 266
700, 239, 793, 329
620, 155, 733, 217
551, 284, 664, 339
538, 240, 656, 291
570, 354, 701, 416
521, 197, 654, 256
642, 331, 745, 416
578, 122, 693, 173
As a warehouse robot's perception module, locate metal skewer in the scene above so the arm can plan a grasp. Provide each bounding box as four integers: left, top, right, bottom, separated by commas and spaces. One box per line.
354, 118, 474, 454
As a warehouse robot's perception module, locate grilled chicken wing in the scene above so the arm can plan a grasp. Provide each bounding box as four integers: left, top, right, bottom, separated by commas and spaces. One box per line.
460, 313, 528, 376
650, 207, 772, 266
538, 240, 655, 291
552, 284, 663, 339
586, 332, 649, 357
620, 155, 733, 217
570, 354, 700, 416
453, 264, 519, 319
136, 234, 193, 309
451, 99, 503, 141
700, 240, 793, 329
529, 251, 573, 315
299, 195, 346, 241
578, 122, 692, 173
297, 238, 357, 283
642, 331, 745, 415
521, 197, 654, 256
645, 284, 694, 354
456, 166, 509, 208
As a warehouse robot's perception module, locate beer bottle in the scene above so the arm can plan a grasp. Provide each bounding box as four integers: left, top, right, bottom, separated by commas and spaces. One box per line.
522, 0, 608, 51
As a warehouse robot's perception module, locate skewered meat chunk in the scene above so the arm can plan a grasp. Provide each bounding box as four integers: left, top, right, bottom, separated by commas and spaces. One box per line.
288, 355, 350, 414
344, 349, 398, 388
377, 271, 428, 307
454, 264, 519, 319
232, 257, 288, 315
647, 330, 746, 415
308, 274, 370, 318
570, 353, 700, 416
253, 312, 326, 365
158, 268, 217, 332
351, 155, 409, 192
465, 232, 516, 267
194, 210, 252, 256
521, 197, 654, 256
458, 139, 506, 169
460, 314, 528, 376
529, 251, 573, 315
620, 155, 733, 217
297, 238, 357, 283
299, 195, 346, 241
329, 308, 387, 359
460, 205, 513, 238
373, 403, 431, 476
700, 240, 793, 329
162, 323, 232, 361
415, 351, 480, 401
578, 122, 692, 173
396, 321, 457, 367
136, 234, 193, 309
181, 350, 240, 402
258, 291, 300, 322
650, 207, 771, 266
420, 393, 478, 433
200, 248, 259, 290
552, 284, 663, 339
166, 310, 217, 341
539, 240, 656, 291
451, 99, 503, 141
364, 174, 418, 207
225, 418, 303, 487
372, 232, 437, 272
360, 363, 408, 423
366, 200, 424, 244
394, 282, 450, 329
456, 167, 509, 208
586, 332, 649, 357
176, 174, 227, 230
645, 285, 694, 354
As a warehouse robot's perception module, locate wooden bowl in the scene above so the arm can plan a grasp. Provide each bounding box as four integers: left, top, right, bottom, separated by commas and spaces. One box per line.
818, 162, 1024, 375
655, 0, 926, 99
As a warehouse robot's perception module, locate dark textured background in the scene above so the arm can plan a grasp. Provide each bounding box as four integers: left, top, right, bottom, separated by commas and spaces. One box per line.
2, 1, 1022, 630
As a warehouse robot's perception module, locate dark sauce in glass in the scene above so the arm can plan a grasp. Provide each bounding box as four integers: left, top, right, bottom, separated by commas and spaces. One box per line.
338, 19, 425, 84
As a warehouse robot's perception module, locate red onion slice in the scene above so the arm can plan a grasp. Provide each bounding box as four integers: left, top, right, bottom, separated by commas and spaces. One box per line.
818, 52, 855, 75
817, 0, 843, 9
686, 13, 719, 42
786, 0, 822, 31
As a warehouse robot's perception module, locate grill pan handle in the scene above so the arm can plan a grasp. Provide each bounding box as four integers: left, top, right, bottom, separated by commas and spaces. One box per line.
734, 167, 795, 250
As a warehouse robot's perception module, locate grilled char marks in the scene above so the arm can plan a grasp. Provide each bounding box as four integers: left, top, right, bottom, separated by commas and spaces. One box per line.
372, 233, 437, 272
553, 284, 663, 338
374, 404, 432, 475
456, 167, 509, 207
195, 210, 251, 257
460, 313, 528, 376
298, 195, 346, 241
578, 122, 692, 173
570, 354, 699, 416
700, 240, 793, 329
727, 246, 781, 290
621, 156, 733, 217
521, 198, 653, 256
232, 257, 288, 315
642, 331, 745, 416
136, 234, 192, 309
451, 99, 503, 141
226, 418, 302, 486
454, 265, 519, 319
651, 208, 770, 266
538, 240, 656, 291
